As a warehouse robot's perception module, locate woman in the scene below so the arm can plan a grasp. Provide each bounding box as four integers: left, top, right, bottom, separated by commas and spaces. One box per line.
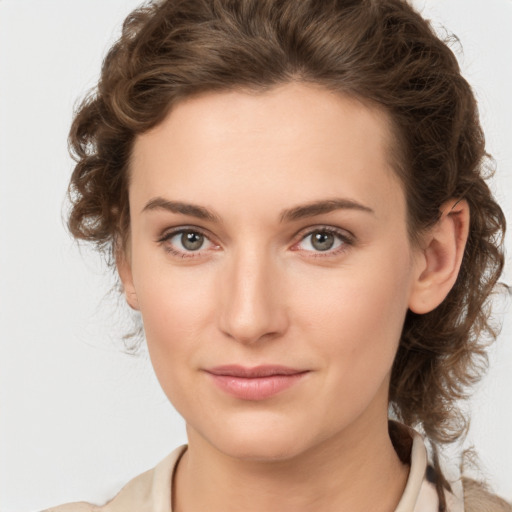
46, 0, 509, 510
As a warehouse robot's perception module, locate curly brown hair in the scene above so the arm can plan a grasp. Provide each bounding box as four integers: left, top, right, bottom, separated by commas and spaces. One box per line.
68, 0, 506, 446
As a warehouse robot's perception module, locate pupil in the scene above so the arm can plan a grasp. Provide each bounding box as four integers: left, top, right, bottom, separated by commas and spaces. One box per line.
311, 232, 334, 251
181, 231, 204, 251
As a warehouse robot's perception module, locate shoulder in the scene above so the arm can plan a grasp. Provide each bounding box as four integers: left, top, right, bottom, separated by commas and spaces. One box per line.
42, 467, 155, 512
463, 478, 512, 512
42, 446, 187, 512
43, 504, 96, 512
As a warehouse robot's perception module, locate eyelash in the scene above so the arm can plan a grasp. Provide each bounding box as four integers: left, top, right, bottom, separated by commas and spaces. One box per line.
157, 226, 217, 259
156, 226, 354, 259
292, 226, 354, 257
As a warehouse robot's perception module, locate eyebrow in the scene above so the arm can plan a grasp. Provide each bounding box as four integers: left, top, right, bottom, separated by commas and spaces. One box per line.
141, 198, 220, 222
141, 196, 374, 223
279, 198, 375, 222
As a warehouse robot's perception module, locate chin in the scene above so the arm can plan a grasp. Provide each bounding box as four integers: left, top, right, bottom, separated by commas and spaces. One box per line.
193, 413, 318, 462
219, 434, 308, 462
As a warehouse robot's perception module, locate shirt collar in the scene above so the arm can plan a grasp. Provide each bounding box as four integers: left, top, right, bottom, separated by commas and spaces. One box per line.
391, 422, 465, 512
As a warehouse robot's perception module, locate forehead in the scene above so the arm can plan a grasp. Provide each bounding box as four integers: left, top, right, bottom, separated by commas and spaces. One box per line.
130, 83, 405, 221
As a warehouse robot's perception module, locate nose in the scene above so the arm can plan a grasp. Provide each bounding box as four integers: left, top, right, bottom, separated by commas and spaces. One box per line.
217, 246, 289, 345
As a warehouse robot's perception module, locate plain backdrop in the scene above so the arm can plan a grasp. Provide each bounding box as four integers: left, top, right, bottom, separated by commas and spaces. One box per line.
0, 1, 511, 510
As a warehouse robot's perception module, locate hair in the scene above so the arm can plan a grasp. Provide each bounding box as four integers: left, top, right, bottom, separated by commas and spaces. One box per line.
68, 0, 506, 449
463, 478, 512, 512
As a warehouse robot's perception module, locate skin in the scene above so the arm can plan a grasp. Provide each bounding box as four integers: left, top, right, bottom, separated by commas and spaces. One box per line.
119, 83, 469, 512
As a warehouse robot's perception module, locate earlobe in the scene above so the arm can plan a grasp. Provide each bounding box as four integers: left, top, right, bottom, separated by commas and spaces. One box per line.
408, 199, 470, 314
116, 248, 140, 311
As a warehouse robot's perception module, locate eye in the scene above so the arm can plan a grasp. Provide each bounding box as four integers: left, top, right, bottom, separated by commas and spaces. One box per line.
294, 228, 352, 254
158, 228, 217, 257
175, 231, 207, 251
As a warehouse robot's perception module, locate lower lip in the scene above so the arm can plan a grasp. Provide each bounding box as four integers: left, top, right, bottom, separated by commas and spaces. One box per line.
206, 373, 308, 401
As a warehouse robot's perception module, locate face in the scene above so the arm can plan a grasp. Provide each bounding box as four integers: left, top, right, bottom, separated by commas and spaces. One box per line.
122, 83, 424, 461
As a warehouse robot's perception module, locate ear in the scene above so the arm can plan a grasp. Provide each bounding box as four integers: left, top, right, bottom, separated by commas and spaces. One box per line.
116, 247, 140, 311
408, 199, 470, 314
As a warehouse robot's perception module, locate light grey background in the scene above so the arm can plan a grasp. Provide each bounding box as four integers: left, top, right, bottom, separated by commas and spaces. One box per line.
0, 1, 510, 510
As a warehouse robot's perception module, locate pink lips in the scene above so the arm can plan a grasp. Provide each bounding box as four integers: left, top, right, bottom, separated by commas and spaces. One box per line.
204, 365, 309, 401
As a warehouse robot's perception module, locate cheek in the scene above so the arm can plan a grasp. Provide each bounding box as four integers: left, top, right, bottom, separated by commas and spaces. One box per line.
294, 244, 414, 386
132, 265, 216, 390
134, 254, 216, 332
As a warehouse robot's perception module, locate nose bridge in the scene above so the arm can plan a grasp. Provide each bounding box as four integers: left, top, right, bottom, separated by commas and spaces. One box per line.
218, 242, 287, 344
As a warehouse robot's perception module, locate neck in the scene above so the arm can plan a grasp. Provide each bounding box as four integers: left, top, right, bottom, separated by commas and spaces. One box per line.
173, 413, 409, 512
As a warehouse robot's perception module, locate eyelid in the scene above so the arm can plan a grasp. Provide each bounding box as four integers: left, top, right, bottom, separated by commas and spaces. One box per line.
156, 225, 220, 258
290, 225, 355, 255
156, 225, 212, 242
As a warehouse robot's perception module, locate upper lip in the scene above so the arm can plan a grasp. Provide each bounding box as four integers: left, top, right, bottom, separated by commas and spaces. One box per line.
205, 365, 308, 378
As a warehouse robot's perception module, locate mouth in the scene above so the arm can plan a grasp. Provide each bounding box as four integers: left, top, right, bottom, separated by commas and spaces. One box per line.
204, 365, 310, 400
